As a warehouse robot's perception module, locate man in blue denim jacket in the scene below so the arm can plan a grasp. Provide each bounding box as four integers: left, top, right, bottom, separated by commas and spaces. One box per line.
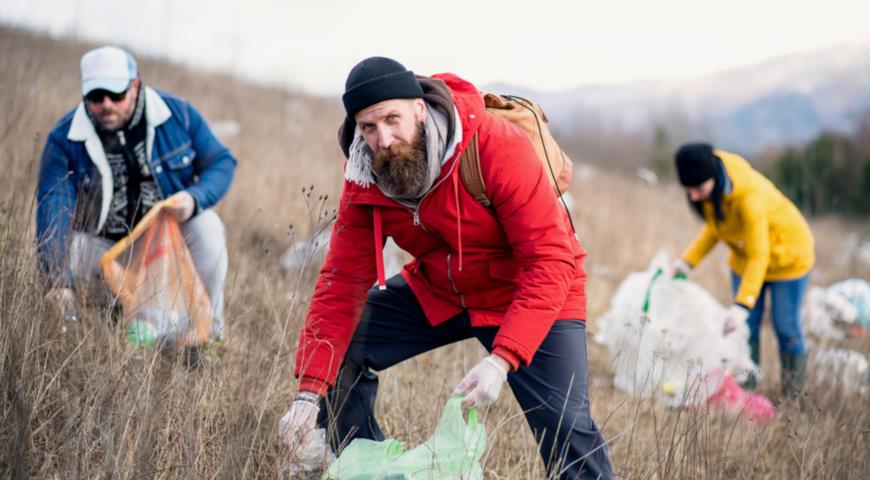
36, 45, 236, 340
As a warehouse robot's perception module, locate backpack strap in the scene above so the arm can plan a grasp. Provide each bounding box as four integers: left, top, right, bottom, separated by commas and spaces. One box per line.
459, 132, 491, 207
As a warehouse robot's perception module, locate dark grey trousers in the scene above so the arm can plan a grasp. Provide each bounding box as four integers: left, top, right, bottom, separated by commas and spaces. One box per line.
317, 275, 614, 479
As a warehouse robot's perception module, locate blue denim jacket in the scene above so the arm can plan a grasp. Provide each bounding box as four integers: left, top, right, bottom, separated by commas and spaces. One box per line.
35, 87, 237, 287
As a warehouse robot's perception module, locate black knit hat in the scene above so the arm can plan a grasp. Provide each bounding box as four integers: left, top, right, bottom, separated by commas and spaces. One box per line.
342, 57, 424, 122
675, 143, 718, 186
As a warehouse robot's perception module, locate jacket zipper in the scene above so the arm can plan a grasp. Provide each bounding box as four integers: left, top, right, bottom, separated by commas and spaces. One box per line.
406, 148, 462, 230
446, 252, 466, 308
395, 134, 466, 304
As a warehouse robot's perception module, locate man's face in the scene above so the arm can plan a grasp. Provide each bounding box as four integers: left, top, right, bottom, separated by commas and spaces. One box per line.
85, 78, 139, 131
685, 177, 716, 202
356, 99, 432, 198
355, 98, 426, 153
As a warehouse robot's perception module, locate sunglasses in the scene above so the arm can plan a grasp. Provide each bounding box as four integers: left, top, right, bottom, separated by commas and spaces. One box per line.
85, 86, 131, 104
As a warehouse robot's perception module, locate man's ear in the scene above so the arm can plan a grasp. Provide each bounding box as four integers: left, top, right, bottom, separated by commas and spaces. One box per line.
413, 98, 426, 122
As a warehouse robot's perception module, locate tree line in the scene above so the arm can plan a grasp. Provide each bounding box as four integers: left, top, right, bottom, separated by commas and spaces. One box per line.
557, 113, 870, 218
766, 119, 870, 217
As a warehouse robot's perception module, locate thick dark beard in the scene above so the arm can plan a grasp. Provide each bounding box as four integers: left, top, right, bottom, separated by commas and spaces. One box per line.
87, 83, 143, 133
371, 123, 429, 199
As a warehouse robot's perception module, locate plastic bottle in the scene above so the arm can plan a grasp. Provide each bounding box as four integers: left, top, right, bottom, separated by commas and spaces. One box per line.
126, 308, 190, 346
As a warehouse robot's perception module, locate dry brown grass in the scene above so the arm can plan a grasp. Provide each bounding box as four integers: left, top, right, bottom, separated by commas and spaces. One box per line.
2, 26, 870, 479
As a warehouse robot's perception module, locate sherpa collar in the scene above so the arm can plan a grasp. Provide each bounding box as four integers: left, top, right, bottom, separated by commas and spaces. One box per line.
67, 86, 171, 141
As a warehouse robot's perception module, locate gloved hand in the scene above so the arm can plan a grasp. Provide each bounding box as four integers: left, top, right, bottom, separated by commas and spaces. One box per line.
671, 259, 692, 278
453, 355, 509, 408
723, 304, 750, 335
166, 191, 196, 222
278, 392, 320, 450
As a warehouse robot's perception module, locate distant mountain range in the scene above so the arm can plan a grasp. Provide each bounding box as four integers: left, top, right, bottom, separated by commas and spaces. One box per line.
485, 45, 870, 155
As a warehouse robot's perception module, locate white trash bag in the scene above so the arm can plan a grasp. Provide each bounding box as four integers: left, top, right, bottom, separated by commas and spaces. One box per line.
802, 279, 870, 341
595, 252, 757, 407
809, 345, 870, 395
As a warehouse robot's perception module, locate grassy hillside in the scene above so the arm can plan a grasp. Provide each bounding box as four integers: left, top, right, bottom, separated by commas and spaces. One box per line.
1, 26, 869, 478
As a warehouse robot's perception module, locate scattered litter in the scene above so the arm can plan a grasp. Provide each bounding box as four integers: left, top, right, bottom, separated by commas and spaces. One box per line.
575, 163, 596, 181
211, 119, 240, 139
636, 167, 658, 185
859, 237, 870, 269
809, 345, 870, 395
803, 286, 846, 341
827, 279, 870, 327
282, 232, 407, 281
802, 279, 870, 341
281, 229, 331, 273
839, 233, 870, 270
588, 263, 615, 279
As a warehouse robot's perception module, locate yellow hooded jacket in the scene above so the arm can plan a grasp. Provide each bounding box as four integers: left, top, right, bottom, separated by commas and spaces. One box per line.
681, 150, 814, 309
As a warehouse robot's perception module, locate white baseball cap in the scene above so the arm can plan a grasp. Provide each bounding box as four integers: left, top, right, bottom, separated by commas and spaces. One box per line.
80, 46, 138, 95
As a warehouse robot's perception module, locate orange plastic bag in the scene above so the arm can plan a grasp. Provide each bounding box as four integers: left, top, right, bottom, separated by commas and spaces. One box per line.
99, 199, 213, 348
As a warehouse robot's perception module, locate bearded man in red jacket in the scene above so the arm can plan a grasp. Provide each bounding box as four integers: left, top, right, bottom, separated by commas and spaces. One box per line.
279, 57, 613, 479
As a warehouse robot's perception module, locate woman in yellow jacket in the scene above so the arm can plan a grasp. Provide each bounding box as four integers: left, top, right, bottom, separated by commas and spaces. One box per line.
672, 143, 814, 399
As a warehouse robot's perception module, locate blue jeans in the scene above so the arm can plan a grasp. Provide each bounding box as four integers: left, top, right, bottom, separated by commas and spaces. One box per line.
730, 271, 808, 355
318, 274, 614, 480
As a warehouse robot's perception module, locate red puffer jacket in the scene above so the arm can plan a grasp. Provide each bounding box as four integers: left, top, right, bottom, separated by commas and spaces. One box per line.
295, 73, 587, 395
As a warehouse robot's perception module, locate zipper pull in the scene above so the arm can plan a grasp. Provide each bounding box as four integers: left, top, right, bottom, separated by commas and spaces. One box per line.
412, 210, 420, 226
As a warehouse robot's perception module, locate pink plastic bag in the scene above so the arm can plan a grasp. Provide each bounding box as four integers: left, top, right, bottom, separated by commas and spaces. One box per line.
706, 371, 777, 425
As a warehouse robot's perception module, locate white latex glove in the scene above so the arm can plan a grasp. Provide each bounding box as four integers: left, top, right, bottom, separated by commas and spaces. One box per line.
453, 355, 509, 408
280, 428, 335, 477
671, 258, 692, 278
278, 394, 320, 450
165, 191, 196, 222
724, 304, 750, 335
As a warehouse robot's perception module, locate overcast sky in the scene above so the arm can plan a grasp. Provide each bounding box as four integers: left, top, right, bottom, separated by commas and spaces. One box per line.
1, 0, 868, 96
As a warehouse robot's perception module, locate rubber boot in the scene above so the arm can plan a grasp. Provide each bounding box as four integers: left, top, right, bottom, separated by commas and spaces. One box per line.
181, 346, 204, 370
779, 351, 807, 408
741, 340, 760, 391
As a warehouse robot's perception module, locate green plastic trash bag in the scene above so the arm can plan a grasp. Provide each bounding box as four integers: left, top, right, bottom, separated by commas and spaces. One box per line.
324, 396, 486, 479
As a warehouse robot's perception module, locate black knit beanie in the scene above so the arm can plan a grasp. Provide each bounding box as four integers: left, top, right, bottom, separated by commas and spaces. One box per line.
675, 143, 718, 187
342, 57, 424, 123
